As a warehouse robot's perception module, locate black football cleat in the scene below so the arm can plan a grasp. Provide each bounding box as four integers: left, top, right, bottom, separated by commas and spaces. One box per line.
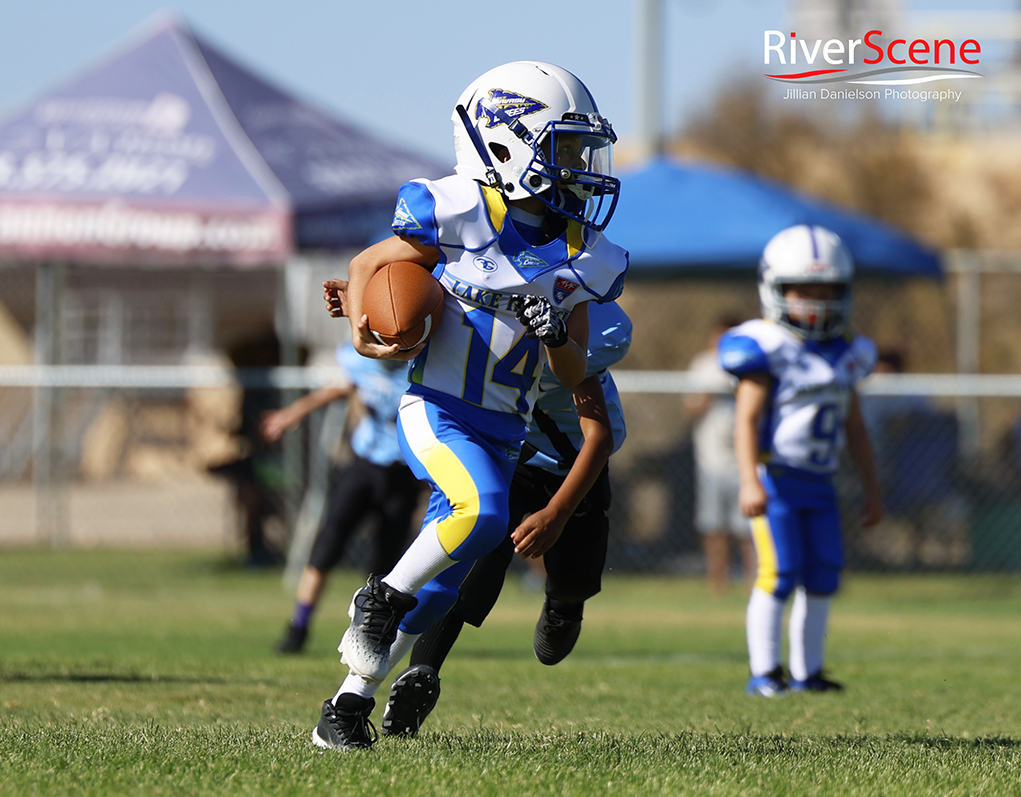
533, 599, 583, 666
381, 665, 441, 737
274, 623, 308, 654
789, 670, 844, 693
312, 695, 377, 751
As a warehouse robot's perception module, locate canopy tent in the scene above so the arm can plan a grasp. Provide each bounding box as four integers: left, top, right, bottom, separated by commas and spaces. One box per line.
0, 14, 447, 267
0, 15, 452, 547
612, 157, 941, 278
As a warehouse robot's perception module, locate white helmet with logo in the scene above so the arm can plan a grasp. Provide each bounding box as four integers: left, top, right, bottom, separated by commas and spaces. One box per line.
451, 61, 619, 230
759, 225, 855, 340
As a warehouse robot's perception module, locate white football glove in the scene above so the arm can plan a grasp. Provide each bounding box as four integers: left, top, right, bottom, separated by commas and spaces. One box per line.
516, 296, 569, 348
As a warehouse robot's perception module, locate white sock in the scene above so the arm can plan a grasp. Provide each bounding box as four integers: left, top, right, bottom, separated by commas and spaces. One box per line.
388, 630, 421, 673
746, 587, 786, 676
334, 672, 378, 701
788, 589, 831, 681
382, 518, 457, 595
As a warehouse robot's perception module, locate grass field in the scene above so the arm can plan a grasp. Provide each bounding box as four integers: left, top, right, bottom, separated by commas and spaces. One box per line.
3, 549, 1021, 796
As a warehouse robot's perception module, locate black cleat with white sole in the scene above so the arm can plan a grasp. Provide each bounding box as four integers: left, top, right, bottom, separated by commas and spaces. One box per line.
381, 665, 441, 737
312, 695, 377, 751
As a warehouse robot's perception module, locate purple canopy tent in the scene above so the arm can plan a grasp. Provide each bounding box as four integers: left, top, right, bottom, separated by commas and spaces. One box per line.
0, 14, 446, 268
0, 15, 448, 544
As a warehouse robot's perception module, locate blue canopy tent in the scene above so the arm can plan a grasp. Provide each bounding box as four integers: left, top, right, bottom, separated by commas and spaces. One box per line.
612, 157, 941, 278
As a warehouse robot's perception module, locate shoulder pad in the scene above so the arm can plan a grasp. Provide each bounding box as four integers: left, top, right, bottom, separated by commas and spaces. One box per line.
718, 328, 771, 377
587, 301, 632, 373
567, 236, 629, 303
393, 175, 499, 250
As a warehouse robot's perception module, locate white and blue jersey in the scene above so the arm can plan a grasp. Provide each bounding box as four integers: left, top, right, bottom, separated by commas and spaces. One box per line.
388, 175, 628, 635
523, 300, 631, 475
336, 344, 408, 467
718, 319, 877, 477
718, 319, 876, 598
394, 174, 628, 421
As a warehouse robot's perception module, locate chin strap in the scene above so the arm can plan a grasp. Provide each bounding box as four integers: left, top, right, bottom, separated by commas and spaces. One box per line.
455, 104, 501, 191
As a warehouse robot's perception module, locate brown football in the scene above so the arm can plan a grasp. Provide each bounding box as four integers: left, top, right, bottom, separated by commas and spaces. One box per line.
362, 260, 445, 350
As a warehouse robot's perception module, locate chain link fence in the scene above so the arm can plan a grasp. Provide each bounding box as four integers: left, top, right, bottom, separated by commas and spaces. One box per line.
4, 254, 1021, 573
2, 365, 1020, 575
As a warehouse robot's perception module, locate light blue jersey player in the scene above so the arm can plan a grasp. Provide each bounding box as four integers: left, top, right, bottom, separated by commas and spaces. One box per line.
718, 225, 883, 698
520, 299, 629, 476
314, 61, 628, 751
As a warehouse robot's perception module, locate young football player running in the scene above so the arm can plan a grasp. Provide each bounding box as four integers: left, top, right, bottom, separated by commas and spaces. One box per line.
718, 225, 883, 697
312, 61, 628, 751
378, 300, 631, 737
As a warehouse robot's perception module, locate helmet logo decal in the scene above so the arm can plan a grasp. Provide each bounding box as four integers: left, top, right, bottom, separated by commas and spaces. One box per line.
476, 89, 549, 129
392, 198, 422, 232
553, 276, 579, 305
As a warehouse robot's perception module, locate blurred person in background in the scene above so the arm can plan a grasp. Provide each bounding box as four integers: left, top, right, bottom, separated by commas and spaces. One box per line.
209, 329, 289, 567
860, 349, 930, 448
719, 225, 882, 697
265, 341, 421, 654
861, 348, 961, 568
685, 315, 755, 596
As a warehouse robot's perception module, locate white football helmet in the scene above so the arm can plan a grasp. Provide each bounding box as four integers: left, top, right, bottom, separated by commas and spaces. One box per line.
451, 61, 619, 231
759, 225, 854, 340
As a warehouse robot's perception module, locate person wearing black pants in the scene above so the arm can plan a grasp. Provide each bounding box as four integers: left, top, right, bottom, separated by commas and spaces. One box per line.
268, 342, 422, 654
308, 458, 421, 585
379, 301, 631, 736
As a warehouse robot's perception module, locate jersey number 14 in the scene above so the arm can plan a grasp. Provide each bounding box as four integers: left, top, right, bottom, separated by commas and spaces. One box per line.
460, 307, 542, 414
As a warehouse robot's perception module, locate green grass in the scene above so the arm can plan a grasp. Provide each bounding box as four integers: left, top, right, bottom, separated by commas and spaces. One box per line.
2, 549, 1021, 795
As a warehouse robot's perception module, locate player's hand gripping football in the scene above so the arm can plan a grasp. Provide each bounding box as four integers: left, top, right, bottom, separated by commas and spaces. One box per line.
516, 296, 569, 348
323, 278, 422, 361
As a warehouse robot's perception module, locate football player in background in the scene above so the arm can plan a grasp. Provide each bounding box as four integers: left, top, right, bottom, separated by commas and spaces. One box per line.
262, 342, 421, 655
718, 225, 883, 697
313, 61, 628, 750
378, 300, 631, 737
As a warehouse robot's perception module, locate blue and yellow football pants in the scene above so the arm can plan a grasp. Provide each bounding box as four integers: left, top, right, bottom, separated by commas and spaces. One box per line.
750, 466, 844, 600
395, 391, 524, 634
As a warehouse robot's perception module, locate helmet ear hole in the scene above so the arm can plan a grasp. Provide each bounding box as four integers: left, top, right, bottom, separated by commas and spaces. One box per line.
489, 143, 511, 163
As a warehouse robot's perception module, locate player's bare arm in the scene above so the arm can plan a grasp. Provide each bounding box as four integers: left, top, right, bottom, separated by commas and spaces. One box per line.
734, 373, 772, 517
844, 390, 884, 528
346, 235, 440, 360
512, 373, 614, 559
545, 302, 589, 388
259, 385, 352, 444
